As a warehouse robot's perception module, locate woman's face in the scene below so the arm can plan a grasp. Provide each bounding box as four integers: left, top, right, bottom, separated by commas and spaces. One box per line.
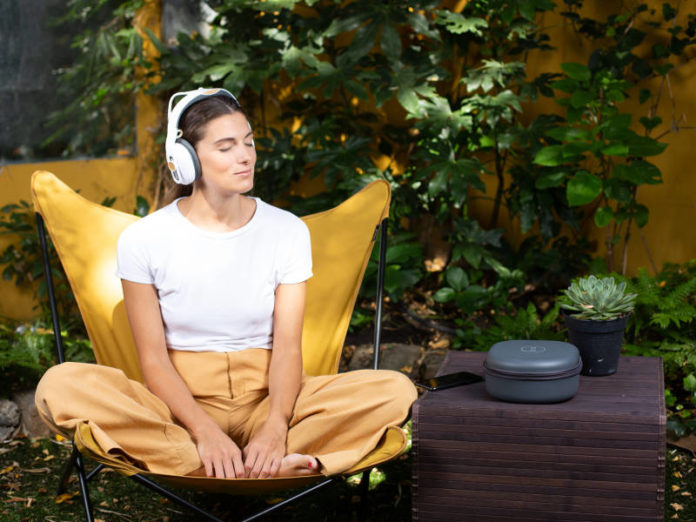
195, 111, 256, 195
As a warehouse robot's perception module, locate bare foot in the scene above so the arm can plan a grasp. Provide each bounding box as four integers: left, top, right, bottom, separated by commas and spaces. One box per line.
277, 453, 319, 477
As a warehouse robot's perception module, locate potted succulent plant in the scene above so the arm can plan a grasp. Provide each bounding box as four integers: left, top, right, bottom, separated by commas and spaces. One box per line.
560, 275, 637, 376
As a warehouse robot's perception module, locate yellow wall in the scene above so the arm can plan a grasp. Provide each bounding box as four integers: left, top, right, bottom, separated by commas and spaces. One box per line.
0, 158, 139, 320
533, 6, 696, 274
0, 0, 163, 321
469, 4, 696, 275
1, 0, 694, 321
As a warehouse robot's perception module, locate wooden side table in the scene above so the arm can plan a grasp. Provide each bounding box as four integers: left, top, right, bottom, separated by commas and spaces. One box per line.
412, 351, 666, 521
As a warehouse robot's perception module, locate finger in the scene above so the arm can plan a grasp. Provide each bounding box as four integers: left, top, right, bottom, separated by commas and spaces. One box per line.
268, 457, 281, 478
202, 457, 213, 478
232, 449, 246, 478
251, 453, 267, 479
247, 448, 265, 479
260, 453, 278, 478
213, 458, 226, 479
222, 455, 237, 479
244, 447, 258, 478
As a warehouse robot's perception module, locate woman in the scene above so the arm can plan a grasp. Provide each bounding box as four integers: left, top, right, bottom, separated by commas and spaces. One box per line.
35, 88, 417, 480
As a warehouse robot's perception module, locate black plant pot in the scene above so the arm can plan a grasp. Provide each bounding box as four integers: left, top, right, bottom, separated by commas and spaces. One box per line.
563, 313, 629, 376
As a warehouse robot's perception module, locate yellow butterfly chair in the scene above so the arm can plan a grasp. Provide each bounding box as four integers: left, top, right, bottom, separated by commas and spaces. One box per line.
31, 171, 405, 521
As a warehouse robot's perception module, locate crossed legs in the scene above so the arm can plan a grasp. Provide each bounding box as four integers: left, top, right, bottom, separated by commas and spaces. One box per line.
35, 350, 417, 477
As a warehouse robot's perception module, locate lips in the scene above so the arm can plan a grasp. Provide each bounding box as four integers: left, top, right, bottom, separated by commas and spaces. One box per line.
234, 169, 252, 176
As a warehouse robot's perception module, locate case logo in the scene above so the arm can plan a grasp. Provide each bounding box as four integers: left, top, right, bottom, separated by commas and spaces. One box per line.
520, 345, 546, 353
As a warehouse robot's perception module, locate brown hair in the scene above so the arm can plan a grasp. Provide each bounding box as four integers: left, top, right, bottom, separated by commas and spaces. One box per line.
165, 94, 246, 201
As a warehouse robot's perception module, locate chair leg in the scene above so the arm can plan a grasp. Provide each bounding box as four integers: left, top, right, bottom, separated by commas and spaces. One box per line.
56, 449, 76, 495
359, 468, 371, 519
242, 478, 334, 522
71, 446, 95, 522
129, 473, 226, 522
131, 474, 335, 522
86, 463, 105, 481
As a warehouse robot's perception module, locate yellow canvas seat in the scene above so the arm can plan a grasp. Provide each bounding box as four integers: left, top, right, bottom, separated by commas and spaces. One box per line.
31, 170, 407, 520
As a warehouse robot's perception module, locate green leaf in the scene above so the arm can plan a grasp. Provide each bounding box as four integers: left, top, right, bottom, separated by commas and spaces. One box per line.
479, 135, 495, 148
626, 136, 668, 157
639, 116, 662, 131
455, 285, 487, 312
428, 170, 448, 197
533, 145, 565, 166
535, 171, 567, 189
655, 63, 674, 75
684, 373, 696, 392
435, 11, 487, 36
144, 28, 168, 55
459, 244, 483, 268
598, 114, 632, 135
594, 206, 614, 227
199, 63, 236, 82
518, 0, 536, 20
546, 127, 591, 141
567, 171, 602, 206
397, 87, 421, 115
604, 178, 633, 204
551, 78, 579, 93
386, 243, 421, 264
325, 14, 367, 38
566, 107, 584, 124
380, 22, 401, 60
433, 287, 456, 303
634, 204, 649, 227
134, 196, 150, 217
600, 143, 629, 156
614, 160, 662, 185
561, 63, 591, 82
446, 267, 469, 292
570, 89, 593, 108
605, 88, 626, 103
341, 22, 378, 65
344, 79, 368, 100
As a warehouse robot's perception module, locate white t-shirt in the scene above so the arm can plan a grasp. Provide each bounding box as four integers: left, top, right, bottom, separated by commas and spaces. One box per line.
116, 197, 312, 352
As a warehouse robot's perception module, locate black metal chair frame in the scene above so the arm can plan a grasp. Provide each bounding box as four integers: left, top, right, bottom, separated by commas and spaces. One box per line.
36, 212, 389, 522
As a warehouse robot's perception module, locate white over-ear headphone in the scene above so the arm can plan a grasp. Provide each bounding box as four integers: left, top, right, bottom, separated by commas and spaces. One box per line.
165, 88, 241, 185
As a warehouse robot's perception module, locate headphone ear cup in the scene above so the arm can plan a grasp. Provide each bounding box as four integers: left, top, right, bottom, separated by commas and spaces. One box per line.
171, 139, 201, 185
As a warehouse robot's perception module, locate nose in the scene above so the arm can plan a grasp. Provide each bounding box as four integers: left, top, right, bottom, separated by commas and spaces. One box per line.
236, 144, 253, 164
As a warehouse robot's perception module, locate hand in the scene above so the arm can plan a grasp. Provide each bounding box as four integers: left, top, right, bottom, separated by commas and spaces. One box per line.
243, 417, 288, 478
194, 423, 246, 478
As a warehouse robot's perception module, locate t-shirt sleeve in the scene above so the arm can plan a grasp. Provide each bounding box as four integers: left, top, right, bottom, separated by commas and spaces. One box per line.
278, 219, 313, 285
116, 223, 154, 284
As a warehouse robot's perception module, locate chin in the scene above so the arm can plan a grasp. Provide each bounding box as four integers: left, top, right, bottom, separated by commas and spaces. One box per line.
241, 177, 254, 194
221, 175, 254, 193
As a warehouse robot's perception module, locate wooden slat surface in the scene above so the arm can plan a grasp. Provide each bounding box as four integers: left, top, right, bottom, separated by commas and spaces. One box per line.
412, 352, 666, 521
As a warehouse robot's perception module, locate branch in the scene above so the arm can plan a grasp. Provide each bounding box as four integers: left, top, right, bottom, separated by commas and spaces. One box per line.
638, 226, 659, 275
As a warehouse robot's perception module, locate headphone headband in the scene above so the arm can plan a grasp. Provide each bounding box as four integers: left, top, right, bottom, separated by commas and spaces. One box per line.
165, 88, 241, 185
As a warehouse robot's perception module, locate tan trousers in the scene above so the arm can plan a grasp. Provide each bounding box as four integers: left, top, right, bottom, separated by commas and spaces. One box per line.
35, 348, 417, 476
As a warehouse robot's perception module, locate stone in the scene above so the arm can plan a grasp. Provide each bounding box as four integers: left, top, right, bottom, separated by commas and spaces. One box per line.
12, 390, 51, 439
379, 343, 423, 377
0, 426, 15, 441
417, 349, 448, 380
347, 343, 423, 377
347, 344, 375, 371
0, 399, 19, 428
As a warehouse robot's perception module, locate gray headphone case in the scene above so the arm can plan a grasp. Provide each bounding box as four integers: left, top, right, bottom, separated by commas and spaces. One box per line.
483, 340, 582, 403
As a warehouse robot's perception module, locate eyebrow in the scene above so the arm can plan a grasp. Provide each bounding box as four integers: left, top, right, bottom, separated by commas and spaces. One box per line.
213, 131, 254, 145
